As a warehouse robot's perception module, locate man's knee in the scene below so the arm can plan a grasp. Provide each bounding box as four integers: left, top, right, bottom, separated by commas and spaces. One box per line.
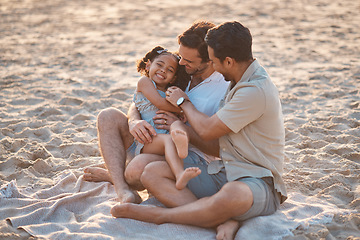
212, 182, 253, 215
140, 162, 156, 186
124, 159, 147, 190
98, 108, 114, 127
140, 161, 166, 187
97, 108, 125, 127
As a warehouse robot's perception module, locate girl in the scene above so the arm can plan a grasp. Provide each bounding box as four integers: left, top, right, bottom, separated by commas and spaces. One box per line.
132, 46, 200, 190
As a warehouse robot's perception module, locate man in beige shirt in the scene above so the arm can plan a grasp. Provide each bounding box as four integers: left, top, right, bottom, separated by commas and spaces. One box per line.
111, 21, 287, 239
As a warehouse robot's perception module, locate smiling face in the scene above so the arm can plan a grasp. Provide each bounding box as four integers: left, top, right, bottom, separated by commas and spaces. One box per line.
178, 43, 209, 77
147, 54, 178, 91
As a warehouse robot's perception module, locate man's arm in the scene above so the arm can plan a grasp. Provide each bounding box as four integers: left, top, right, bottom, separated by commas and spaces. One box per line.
171, 120, 220, 158
181, 101, 230, 141
127, 103, 157, 144
166, 86, 231, 141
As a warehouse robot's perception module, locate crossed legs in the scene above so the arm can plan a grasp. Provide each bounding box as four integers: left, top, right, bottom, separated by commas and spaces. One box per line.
111, 161, 251, 236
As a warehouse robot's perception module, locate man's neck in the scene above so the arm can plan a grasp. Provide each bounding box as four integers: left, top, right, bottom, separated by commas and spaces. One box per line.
232, 59, 255, 85
189, 66, 215, 90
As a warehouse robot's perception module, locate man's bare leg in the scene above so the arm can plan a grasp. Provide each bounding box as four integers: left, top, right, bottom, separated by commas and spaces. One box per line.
139, 161, 199, 207
124, 153, 165, 191
92, 108, 139, 203
111, 180, 253, 228
216, 220, 241, 240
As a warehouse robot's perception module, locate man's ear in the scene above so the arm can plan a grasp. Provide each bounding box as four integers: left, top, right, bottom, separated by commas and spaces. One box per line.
225, 57, 234, 67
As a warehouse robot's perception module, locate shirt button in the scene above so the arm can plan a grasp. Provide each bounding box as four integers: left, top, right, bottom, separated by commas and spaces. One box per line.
225, 161, 229, 164
222, 148, 226, 151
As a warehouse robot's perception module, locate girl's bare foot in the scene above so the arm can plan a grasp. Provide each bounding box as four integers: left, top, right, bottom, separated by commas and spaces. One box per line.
216, 219, 241, 240
83, 167, 113, 183
175, 167, 201, 190
171, 129, 188, 159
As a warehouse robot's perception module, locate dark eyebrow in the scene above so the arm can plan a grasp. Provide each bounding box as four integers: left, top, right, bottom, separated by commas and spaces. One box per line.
158, 60, 176, 71
168, 64, 176, 71
181, 57, 193, 63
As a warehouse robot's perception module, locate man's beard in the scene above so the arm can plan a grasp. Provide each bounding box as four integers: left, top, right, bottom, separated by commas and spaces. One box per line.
186, 62, 208, 76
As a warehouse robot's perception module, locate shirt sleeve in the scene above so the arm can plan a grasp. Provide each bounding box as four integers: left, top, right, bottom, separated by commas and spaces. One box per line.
216, 85, 265, 133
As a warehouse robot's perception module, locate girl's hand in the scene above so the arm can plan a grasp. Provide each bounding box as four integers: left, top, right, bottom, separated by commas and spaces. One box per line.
153, 110, 180, 131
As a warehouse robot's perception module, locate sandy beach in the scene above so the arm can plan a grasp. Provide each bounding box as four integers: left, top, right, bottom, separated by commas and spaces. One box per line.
1, 0, 359, 239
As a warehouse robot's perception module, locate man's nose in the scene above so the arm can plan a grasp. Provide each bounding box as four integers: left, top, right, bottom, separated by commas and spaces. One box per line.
179, 58, 186, 66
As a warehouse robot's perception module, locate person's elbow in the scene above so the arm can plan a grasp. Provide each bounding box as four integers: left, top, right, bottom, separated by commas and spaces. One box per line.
196, 116, 228, 141
197, 127, 214, 141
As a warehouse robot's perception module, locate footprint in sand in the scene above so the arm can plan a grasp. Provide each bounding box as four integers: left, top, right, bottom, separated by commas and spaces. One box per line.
59, 97, 83, 106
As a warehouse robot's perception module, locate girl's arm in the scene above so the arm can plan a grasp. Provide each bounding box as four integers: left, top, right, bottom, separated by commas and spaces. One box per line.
137, 76, 182, 113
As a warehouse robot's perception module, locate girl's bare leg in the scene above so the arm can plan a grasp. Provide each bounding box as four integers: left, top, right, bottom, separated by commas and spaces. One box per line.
170, 129, 200, 189
142, 134, 200, 190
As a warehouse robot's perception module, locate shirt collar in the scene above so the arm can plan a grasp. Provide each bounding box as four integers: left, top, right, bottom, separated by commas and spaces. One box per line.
239, 59, 260, 84
187, 71, 222, 91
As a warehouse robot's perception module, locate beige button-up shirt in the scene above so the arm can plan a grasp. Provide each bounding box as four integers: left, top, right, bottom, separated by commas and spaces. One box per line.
209, 59, 287, 203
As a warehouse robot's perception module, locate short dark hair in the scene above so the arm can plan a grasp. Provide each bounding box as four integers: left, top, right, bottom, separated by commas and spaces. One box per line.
205, 21, 253, 62
177, 21, 215, 63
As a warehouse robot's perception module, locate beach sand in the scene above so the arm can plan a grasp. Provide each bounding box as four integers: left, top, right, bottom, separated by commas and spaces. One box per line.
1, 0, 359, 239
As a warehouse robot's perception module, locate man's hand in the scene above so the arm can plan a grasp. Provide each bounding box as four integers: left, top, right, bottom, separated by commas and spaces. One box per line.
129, 119, 157, 144
153, 110, 181, 131
166, 86, 189, 106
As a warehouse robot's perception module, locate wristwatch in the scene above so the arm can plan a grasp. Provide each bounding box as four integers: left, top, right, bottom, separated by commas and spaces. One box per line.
176, 97, 186, 106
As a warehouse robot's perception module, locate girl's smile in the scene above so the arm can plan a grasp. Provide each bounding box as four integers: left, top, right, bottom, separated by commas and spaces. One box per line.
147, 54, 178, 91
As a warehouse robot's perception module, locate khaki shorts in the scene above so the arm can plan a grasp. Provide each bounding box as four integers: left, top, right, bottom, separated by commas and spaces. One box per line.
183, 151, 280, 221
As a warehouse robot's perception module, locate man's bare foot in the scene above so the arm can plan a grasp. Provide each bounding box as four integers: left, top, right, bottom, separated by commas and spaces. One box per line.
115, 188, 143, 204
175, 167, 201, 190
216, 219, 241, 240
84, 168, 142, 203
171, 129, 188, 159
111, 203, 164, 224
83, 167, 112, 183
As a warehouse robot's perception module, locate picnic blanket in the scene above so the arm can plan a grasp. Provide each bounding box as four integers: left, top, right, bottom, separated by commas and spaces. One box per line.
0, 171, 351, 240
